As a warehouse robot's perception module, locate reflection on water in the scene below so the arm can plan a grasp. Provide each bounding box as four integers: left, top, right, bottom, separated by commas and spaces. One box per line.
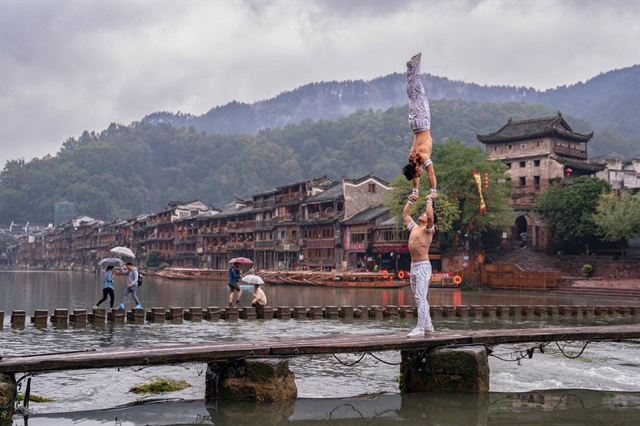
12, 390, 640, 426
1, 271, 637, 316
2, 272, 640, 425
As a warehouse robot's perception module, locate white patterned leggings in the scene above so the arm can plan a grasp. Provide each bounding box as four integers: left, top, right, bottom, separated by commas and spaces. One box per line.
407, 54, 431, 134
410, 260, 433, 330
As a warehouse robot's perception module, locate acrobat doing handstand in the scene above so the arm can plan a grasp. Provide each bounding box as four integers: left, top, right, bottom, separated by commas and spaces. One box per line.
403, 52, 437, 199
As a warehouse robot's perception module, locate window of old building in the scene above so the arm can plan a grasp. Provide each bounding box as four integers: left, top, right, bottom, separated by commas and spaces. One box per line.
519, 177, 526, 187
506, 163, 511, 169
534, 160, 540, 167
519, 161, 526, 168
508, 145, 512, 149
368, 183, 376, 193
534, 176, 540, 186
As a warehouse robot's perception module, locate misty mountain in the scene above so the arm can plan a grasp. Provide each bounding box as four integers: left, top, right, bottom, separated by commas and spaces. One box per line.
143, 65, 640, 157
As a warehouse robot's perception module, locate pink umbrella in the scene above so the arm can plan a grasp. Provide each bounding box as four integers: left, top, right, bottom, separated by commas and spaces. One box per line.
229, 257, 253, 264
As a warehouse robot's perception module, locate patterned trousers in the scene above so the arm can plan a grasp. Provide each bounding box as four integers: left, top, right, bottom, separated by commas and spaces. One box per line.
407, 53, 431, 134
410, 260, 433, 330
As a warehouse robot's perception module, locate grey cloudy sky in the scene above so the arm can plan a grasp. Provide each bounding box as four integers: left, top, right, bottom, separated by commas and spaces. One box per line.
1, 0, 638, 167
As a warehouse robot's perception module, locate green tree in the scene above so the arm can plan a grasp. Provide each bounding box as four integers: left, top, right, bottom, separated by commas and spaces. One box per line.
386, 139, 513, 246
145, 250, 162, 268
0, 234, 18, 258
593, 191, 640, 257
535, 176, 612, 253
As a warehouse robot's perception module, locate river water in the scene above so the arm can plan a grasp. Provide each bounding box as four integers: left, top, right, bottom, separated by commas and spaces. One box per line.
1, 271, 639, 425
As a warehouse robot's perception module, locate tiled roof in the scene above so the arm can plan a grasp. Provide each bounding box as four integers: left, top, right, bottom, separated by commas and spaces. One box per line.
562, 159, 606, 173
477, 114, 593, 143
341, 205, 390, 225
302, 182, 344, 204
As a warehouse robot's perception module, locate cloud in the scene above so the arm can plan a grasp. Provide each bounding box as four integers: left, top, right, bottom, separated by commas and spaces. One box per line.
1, 0, 638, 166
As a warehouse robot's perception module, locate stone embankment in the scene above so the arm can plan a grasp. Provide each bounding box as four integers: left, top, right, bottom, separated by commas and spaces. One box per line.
3, 303, 640, 330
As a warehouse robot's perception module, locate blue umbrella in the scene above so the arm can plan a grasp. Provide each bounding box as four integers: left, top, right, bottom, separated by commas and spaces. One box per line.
98, 258, 124, 267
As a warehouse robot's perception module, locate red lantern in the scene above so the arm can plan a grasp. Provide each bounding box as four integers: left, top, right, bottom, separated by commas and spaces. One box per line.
564, 168, 573, 175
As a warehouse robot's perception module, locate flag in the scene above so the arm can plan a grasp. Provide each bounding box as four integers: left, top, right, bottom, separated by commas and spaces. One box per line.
472, 171, 487, 215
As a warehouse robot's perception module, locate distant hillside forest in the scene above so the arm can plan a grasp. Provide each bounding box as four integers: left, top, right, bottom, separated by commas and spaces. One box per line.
0, 99, 622, 225
144, 65, 639, 158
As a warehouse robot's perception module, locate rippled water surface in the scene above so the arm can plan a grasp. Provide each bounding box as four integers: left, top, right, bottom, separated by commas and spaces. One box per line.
1, 271, 639, 425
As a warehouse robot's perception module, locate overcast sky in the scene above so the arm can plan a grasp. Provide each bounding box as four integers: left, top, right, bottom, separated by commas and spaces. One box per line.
1, 0, 638, 167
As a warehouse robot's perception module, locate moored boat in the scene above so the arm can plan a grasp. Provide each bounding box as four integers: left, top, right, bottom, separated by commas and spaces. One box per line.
155, 267, 227, 280
258, 270, 410, 288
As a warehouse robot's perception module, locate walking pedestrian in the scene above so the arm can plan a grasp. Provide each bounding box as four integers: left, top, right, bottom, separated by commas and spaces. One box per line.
228, 262, 242, 307
116, 262, 141, 309
93, 265, 115, 309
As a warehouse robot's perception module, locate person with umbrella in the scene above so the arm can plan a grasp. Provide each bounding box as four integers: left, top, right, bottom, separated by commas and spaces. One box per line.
228, 262, 243, 307
116, 262, 142, 309
250, 283, 267, 315
93, 265, 116, 309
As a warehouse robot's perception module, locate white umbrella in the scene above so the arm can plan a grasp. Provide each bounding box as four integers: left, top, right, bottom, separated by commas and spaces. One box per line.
110, 246, 135, 258
242, 274, 264, 285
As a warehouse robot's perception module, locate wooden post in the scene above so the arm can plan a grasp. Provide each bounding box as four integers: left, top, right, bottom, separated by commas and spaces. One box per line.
399, 305, 414, 318
308, 306, 323, 319
50, 309, 68, 327
0, 311, 4, 330
583, 306, 594, 320
370, 305, 384, 319
70, 309, 87, 327
384, 305, 399, 317
204, 307, 220, 321
509, 305, 522, 318
186, 307, 204, 321
127, 308, 145, 324
339, 306, 354, 318
292, 306, 308, 319
469, 305, 483, 318
483, 306, 497, 319
108, 308, 125, 324
240, 307, 256, 320
91, 308, 107, 325
430, 305, 443, 320
276, 306, 291, 319
225, 308, 239, 321
149, 307, 166, 323
442, 305, 455, 318
534, 306, 548, 317
456, 305, 470, 318
324, 306, 339, 319
558, 305, 572, 317
495, 305, 509, 317
167, 307, 184, 323
260, 306, 274, 319
356, 306, 369, 319
400, 346, 489, 392
522, 305, 535, 318
10, 310, 26, 328
31, 309, 49, 327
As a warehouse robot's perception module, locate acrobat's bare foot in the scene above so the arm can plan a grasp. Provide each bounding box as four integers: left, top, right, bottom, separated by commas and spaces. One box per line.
407, 52, 422, 69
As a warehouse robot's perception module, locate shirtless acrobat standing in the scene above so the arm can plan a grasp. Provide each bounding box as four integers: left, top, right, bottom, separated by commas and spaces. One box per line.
403, 53, 437, 199
403, 192, 436, 337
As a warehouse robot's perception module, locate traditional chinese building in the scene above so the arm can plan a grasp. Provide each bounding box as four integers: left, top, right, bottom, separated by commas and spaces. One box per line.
477, 112, 605, 248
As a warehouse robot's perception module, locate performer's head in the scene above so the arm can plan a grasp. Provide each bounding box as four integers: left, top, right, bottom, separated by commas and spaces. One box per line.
402, 162, 423, 180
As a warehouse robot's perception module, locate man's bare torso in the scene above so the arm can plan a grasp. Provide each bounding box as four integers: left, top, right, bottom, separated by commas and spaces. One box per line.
408, 130, 433, 166
408, 225, 434, 262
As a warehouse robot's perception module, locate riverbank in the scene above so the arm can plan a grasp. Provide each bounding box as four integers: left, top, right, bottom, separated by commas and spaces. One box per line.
569, 278, 640, 290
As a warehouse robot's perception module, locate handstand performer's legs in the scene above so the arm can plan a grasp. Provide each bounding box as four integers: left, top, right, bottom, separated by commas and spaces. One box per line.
407, 52, 430, 134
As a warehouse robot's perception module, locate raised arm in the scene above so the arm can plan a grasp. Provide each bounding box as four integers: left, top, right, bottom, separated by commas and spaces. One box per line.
403, 194, 418, 226
425, 195, 435, 230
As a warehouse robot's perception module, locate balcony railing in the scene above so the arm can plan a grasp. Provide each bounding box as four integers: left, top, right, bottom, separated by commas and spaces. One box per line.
554, 145, 587, 159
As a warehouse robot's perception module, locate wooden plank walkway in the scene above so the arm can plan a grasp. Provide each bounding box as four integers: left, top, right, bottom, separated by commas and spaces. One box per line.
1, 324, 639, 374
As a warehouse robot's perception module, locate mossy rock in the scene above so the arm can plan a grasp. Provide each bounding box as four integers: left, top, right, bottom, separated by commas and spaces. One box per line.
129, 377, 191, 394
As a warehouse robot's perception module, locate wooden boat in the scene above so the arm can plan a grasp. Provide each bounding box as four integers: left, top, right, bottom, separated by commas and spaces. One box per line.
258, 270, 410, 288
155, 268, 228, 280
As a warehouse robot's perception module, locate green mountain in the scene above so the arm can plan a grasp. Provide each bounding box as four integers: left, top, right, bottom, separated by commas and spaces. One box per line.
1, 100, 596, 224
144, 65, 639, 158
